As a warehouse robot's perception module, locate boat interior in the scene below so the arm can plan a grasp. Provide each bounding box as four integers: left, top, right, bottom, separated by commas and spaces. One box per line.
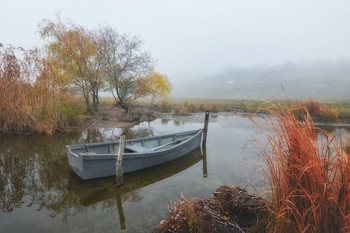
68, 130, 200, 156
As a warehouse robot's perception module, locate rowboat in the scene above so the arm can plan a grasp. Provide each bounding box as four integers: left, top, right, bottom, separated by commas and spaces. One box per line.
66, 129, 204, 180
68, 147, 205, 229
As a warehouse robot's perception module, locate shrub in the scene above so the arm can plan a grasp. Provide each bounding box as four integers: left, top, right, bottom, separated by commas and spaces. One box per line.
173, 105, 181, 115
197, 103, 205, 112
305, 99, 321, 117
321, 106, 338, 122
209, 103, 218, 113
160, 100, 171, 113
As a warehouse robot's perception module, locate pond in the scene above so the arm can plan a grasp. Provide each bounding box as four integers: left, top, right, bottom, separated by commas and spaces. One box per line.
0, 113, 349, 233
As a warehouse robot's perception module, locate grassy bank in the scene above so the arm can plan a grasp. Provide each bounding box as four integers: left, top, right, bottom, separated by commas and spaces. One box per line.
130, 98, 345, 122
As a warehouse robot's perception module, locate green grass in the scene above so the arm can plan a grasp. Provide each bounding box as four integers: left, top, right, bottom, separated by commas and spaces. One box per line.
99, 97, 116, 105
101, 97, 350, 122
135, 98, 350, 121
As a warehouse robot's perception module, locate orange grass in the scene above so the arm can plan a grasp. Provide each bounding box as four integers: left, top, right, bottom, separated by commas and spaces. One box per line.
291, 99, 338, 122
253, 100, 350, 233
305, 99, 321, 117
320, 106, 339, 122
0, 45, 86, 134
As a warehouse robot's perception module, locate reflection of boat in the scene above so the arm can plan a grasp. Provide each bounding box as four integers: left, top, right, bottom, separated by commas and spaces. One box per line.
68, 147, 204, 206
66, 129, 203, 179
68, 148, 205, 230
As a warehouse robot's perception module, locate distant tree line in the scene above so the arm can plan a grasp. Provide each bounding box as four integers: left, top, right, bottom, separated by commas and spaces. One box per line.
38, 17, 172, 113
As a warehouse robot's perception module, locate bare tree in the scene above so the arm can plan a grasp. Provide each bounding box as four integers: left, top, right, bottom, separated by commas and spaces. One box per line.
94, 26, 155, 110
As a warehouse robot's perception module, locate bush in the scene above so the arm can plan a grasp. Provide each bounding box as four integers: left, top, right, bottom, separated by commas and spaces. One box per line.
209, 103, 218, 113
184, 101, 196, 113
160, 100, 172, 113
321, 106, 338, 122
173, 105, 181, 115
305, 99, 321, 117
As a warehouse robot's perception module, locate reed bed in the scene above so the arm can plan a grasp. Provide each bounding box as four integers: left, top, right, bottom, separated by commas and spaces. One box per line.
291, 99, 339, 122
254, 100, 350, 233
0, 45, 87, 135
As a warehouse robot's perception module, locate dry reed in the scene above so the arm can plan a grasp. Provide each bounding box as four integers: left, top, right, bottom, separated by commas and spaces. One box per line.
0, 45, 86, 134
253, 100, 350, 232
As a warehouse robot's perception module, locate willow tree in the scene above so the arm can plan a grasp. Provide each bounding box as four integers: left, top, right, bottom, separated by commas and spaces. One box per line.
38, 18, 104, 112
144, 72, 172, 105
94, 26, 154, 110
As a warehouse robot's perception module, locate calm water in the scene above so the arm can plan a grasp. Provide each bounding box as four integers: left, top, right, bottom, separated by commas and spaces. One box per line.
0, 113, 349, 233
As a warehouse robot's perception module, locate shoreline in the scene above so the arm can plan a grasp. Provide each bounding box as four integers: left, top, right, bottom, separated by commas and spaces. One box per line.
69, 105, 350, 133
2, 105, 349, 136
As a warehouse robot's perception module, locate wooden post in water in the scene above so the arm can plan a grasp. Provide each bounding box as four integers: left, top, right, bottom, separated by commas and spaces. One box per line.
202, 144, 208, 178
203, 110, 209, 145
116, 135, 125, 186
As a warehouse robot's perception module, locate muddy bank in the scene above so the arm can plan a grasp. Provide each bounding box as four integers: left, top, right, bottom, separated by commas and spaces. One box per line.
155, 185, 267, 233
67, 105, 157, 131
68, 105, 217, 132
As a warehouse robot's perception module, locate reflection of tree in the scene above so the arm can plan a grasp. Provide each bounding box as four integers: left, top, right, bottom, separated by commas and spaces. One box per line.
316, 125, 346, 134
314, 125, 350, 138
161, 119, 169, 124
121, 127, 153, 140
0, 124, 203, 231
76, 126, 154, 143
0, 126, 155, 215
0, 132, 83, 213
83, 129, 104, 143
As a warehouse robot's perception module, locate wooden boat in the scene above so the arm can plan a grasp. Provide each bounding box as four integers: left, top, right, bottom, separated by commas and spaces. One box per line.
67, 147, 205, 229
66, 129, 203, 180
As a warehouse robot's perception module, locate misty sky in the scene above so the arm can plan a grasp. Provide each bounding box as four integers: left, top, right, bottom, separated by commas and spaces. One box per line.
1, 0, 350, 85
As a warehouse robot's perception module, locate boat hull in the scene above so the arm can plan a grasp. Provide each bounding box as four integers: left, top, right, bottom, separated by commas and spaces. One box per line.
66, 129, 203, 180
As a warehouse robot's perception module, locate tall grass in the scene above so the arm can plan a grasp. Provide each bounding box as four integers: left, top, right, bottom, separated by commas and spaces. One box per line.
305, 99, 321, 117
0, 45, 87, 134
320, 105, 339, 122
254, 101, 350, 232
291, 99, 338, 122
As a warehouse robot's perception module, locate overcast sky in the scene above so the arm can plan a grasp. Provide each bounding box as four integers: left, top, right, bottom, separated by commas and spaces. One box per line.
1, 0, 350, 85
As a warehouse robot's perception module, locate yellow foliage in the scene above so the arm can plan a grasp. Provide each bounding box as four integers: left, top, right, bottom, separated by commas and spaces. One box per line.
145, 72, 172, 104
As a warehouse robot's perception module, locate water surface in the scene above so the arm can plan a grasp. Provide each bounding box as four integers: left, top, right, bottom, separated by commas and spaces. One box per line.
0, 113, 348, 233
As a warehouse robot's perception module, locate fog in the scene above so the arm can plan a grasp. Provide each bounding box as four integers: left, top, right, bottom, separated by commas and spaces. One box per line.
1, 0, 350, 99
173, 60, 350, 99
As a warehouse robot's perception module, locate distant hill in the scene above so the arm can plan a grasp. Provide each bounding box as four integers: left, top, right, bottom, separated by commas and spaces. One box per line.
172, 61, 350, 100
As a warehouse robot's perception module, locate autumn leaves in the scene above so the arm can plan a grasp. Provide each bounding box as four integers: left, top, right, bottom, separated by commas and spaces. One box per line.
38, 18, 171, 114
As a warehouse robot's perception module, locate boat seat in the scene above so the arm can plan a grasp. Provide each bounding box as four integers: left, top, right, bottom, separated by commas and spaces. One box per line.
79, 151, 97, 156
125, 145, 152, 153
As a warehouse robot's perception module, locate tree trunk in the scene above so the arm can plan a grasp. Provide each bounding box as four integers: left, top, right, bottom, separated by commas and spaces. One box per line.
127, 102, 132, 117
84, 92, 93, 114
111, 87, 119, 105
115, 85, 127, 110
92, 89, 98, 109
150, 96, 155, 108
96, 89, 99, 105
